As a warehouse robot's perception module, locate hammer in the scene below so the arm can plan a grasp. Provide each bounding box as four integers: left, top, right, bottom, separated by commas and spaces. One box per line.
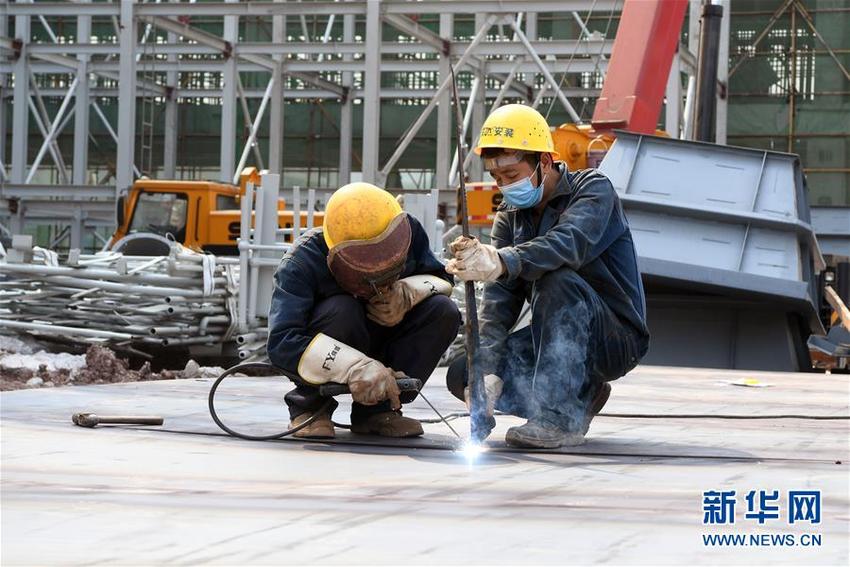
72, 412, 164, 428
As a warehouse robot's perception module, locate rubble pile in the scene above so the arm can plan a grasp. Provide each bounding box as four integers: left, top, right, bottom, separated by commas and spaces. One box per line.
0, 342, 223, 391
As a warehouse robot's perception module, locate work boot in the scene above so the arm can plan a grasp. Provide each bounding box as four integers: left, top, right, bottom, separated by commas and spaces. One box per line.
350, 411, 424, 438
505, 420, 585, 449
291, 410, 335, 439
582, 382, 612, 435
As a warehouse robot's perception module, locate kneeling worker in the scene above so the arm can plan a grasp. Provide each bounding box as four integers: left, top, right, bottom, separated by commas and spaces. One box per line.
267, 182, 461, 438
446, 104, 650, 449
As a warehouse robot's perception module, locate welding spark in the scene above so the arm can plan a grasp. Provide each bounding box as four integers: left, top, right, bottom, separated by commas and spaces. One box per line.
459, 440, 487, 463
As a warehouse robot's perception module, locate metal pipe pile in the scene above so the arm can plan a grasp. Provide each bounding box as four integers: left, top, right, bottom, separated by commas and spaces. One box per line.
0, 244, 268, 360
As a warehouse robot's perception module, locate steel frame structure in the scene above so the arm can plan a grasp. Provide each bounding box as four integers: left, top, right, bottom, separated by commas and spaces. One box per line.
0, 0, 722, 251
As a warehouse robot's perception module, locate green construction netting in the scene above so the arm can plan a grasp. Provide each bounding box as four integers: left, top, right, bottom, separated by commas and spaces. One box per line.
727, 0, 850, 205
3, 2, 848, 199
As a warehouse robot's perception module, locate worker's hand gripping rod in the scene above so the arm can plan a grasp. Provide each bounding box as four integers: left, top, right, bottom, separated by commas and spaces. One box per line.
449, 64, 491, 443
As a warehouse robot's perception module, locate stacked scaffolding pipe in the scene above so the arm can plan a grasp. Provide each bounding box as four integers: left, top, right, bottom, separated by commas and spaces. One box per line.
0, 243, 270, 359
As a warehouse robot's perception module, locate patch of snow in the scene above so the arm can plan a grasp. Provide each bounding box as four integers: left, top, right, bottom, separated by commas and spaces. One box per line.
0, 334, 37, 355
0, 351, 87, 373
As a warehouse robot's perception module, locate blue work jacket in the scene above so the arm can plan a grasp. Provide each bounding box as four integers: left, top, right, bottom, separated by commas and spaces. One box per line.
480, 164, 650, 375
266, 214, 452, 374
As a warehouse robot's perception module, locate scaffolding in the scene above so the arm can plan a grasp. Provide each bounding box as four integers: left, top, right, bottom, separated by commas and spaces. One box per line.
1, 0, 637, 250
726, 0, 850, 206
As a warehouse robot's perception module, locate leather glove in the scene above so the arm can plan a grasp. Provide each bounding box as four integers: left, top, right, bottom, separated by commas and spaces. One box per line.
349, 368, 403, 408
297, 333, 401, 409
464, 374, 503, 417
446, 236, 504, 282
367, 275, 453, 327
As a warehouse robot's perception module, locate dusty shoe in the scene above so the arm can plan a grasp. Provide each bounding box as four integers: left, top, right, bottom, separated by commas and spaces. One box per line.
291, 411, 335, 439
505, 420, 585, 449
350, 411, 424, 438
582, 382, 612, 435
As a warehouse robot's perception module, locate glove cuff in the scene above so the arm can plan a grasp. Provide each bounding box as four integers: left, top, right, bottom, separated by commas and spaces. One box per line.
399, 274, 452, 307
297, 333, 371, 385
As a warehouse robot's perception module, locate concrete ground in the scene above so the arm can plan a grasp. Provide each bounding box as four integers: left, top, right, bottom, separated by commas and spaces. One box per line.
1, 364, 848, 565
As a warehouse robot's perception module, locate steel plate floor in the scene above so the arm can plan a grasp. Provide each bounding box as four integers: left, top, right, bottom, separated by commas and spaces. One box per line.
2, 365, 848, 565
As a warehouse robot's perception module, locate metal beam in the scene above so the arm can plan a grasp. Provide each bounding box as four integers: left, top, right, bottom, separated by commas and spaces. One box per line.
715, 0, 730, 145
268, 2, 285, 175
18, 39, 614, 58
469, 13, 487, 182
510, 18, 581, 123
379, 14, 497, 180
7, 86, 602, 100
462, 57, 524, 174
236, 74, 266, 170
338, 11, 355, 185
6, 44, 169, 97
435, 13, 453, 191
10, 14, 30, 185
1, 184, 115, 200
28, 76, 70, 183
142, 15, 346, 97
26, 76, 79, 184
115, 0, 136, 196
162, 0, 179, 178
8, 1, 621, 17
449, 75, 481, 187
0, 8, 8, 182
382, 13, 448, 54
361, 0, 382, 184
9, 57, 607, 75
233, 77, 275, 184
220, 0, 238, 182
665, 54, 682, 138
74, 3, 91, 185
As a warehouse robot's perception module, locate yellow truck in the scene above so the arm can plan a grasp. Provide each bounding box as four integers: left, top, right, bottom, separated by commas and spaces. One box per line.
110, 169, 323, 255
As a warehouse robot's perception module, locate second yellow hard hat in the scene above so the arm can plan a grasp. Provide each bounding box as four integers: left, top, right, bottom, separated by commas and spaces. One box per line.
474, 103, 560, 160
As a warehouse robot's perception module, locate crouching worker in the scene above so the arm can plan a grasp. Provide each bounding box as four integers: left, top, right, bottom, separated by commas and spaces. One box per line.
446, 104, 650, 449
267, 182, 461, 439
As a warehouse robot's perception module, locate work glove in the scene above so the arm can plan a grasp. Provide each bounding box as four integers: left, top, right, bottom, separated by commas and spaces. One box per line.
446, 236, 505, 282
297, 333, 401, 409
464, 373, 503, 417
367, 275, 453, 327
349, 367, 404, 409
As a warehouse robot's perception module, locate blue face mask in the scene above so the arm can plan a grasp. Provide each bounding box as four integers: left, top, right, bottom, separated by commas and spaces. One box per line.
499, 163, 545, 209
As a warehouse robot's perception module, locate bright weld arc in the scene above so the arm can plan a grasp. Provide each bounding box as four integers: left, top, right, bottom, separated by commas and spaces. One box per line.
461, 441, 487, 460
416, 392, 488, 459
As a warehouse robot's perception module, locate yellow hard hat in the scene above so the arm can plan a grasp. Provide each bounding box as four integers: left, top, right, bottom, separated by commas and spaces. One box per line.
323, 182, 403, 249
474, 103, 560, 160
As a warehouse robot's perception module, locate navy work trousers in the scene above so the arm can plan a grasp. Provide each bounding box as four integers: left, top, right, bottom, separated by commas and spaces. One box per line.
447, 266, 648, 433
286, 294, 461, 421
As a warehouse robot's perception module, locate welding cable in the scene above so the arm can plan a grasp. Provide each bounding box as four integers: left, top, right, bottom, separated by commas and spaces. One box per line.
600, 413, 850, 420
209, 363, 464, 441
208, 362, 336, 441
420, 410, 850, 422
209, 363, 849, 443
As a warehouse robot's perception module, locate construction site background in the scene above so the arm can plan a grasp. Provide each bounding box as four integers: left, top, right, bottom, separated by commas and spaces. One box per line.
4, 0, 847, 250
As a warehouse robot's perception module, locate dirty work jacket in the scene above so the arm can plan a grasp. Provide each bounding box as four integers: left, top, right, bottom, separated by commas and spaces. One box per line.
479, 164, 649, 376
267, 214, 453, 375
